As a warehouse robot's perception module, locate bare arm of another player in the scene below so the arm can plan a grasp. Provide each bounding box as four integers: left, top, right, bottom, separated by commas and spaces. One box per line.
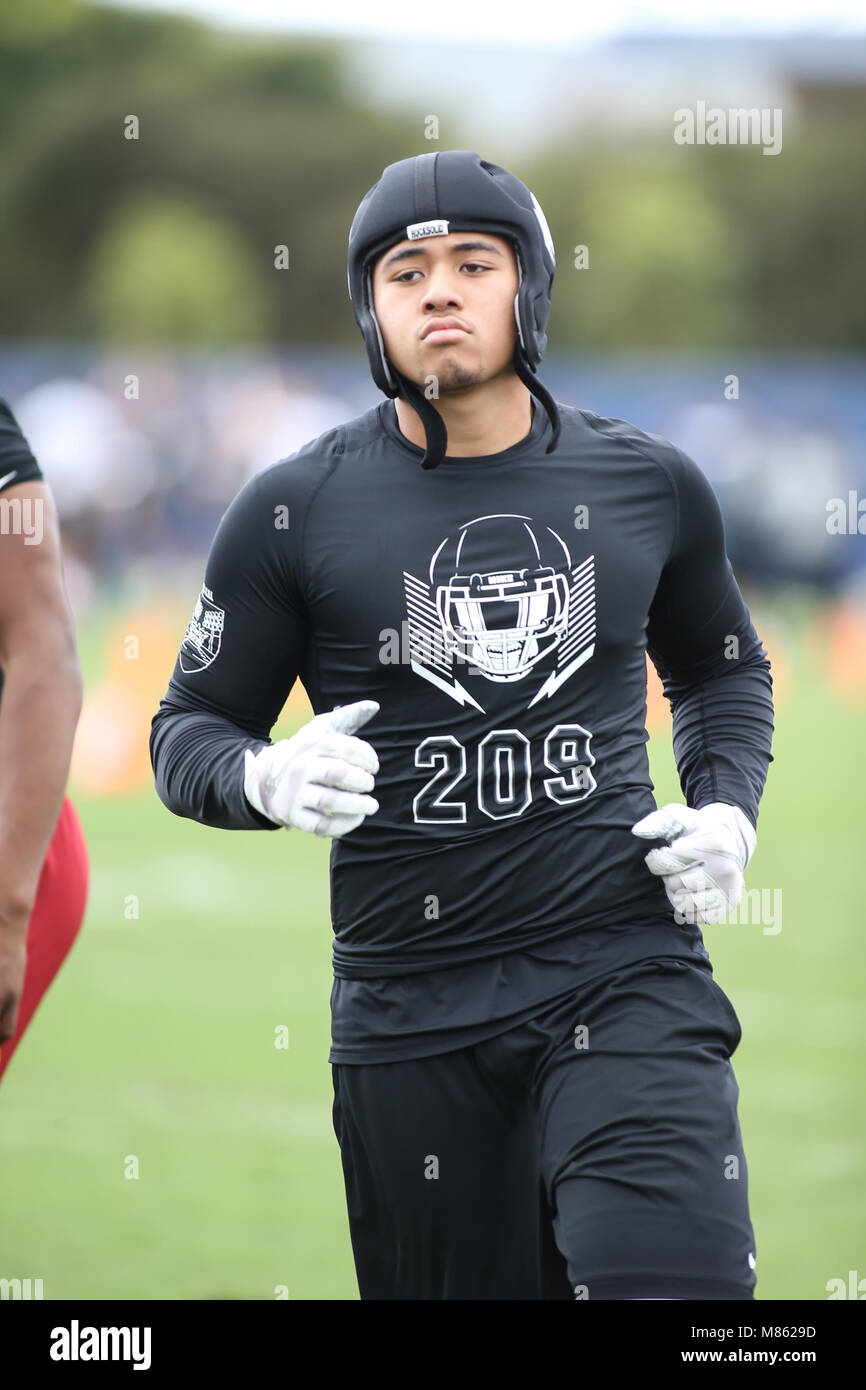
0, 480, 83, 1041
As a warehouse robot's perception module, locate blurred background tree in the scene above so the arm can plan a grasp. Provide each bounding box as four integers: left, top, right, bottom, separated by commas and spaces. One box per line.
1, 0, 864, 349
0, 0, 416, 343
86, 192, 268, 342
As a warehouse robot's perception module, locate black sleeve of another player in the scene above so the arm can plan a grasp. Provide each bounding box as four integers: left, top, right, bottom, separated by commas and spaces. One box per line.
645, 445, 774, 828
0, 396, 44, 485
149, 465, 309, 831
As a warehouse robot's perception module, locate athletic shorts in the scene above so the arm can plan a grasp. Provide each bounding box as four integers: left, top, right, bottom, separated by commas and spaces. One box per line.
0, 797, 88, 1083
331, 954, 756, 1300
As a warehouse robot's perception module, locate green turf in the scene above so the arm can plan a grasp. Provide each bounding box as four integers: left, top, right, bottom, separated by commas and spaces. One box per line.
0, 596, 863, 1300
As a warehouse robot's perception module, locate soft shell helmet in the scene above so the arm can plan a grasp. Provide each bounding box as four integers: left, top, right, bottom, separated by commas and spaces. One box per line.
347, 150, 561, 469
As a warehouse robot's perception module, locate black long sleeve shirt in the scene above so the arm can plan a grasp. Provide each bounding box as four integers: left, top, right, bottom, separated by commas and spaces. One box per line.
150, 398, 774, 1062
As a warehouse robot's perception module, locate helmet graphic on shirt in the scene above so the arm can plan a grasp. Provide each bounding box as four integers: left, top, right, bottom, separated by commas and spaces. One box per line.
429, 515, 571, 681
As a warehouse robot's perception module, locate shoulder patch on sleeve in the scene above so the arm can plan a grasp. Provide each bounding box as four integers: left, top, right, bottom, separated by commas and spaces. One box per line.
179, 584, 225, 673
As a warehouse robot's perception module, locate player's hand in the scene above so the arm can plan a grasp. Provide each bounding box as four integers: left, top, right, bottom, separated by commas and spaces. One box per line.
630, 802, 756, 925
0, 902, 31, 1045
243, 699, 380, 837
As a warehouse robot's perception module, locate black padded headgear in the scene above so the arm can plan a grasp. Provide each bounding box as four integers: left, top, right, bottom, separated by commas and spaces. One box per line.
347, 150, 560, 469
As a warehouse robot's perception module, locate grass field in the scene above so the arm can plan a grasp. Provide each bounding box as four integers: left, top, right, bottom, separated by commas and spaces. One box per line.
0, 591, 863, 1300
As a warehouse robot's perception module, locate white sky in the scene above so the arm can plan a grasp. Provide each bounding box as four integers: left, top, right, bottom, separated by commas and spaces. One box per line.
104, 0, 866, 47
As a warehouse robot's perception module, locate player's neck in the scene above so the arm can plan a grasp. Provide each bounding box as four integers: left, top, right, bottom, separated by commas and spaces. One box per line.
393, 376, 534, 458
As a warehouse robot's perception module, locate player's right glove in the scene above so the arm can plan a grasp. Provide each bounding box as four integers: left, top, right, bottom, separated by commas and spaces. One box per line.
243, 699, 380, 837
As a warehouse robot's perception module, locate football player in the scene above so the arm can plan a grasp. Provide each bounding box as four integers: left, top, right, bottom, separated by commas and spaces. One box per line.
0, 396, 88, 1083
151, 152, 774, 1300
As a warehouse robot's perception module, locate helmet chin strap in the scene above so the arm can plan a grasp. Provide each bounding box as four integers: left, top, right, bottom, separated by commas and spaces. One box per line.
390, 368, 449, 470
513, 343, 561, 456
389, 345, 561, 471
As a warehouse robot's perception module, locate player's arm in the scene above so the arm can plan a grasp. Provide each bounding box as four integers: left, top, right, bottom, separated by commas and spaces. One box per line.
634, 444, 775, 923
0, 399, 83, 1039
150, 465, 379, 836
644, 443, 774, 822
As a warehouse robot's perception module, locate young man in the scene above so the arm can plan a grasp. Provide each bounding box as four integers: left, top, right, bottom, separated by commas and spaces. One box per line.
0, 396, 88, 1083
150, 151, 774, 1300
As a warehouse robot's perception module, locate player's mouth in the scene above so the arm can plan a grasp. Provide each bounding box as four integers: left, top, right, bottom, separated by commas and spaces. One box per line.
424, 329, 469, 344
421, 319, 471, 343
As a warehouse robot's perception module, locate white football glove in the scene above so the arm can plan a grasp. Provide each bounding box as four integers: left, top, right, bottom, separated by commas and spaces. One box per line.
243, 699, 380, 837
631, 801, 756, 925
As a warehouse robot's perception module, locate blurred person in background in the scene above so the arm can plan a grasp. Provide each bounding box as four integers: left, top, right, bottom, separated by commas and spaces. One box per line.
0, 396, 88, 1082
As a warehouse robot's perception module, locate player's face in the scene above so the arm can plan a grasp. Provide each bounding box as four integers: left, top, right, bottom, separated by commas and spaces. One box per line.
371, 231, 519, 394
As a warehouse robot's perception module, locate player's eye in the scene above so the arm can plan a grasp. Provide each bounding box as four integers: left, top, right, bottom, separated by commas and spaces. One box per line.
393, 263, 492, 282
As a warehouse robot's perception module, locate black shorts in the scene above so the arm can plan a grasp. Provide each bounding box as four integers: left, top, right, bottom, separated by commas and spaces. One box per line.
331, 955, 756, 1300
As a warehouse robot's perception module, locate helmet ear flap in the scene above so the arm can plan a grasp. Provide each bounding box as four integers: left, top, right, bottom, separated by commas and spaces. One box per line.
512, 245, 527, 355
364, 266, 397, 394
511, 239, 549, 364
363, 264, 399, 396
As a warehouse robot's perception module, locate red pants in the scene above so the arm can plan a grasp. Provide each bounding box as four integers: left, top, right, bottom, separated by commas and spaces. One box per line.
0, 797, 88, 1082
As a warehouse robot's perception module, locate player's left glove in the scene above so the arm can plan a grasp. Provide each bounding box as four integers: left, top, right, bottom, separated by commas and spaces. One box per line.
630, 802, 756, 925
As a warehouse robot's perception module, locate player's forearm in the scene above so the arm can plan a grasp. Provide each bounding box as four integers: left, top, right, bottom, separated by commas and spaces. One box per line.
149, 701, 280, 831
0, 653, 82, 918
665, 640, 774, 828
